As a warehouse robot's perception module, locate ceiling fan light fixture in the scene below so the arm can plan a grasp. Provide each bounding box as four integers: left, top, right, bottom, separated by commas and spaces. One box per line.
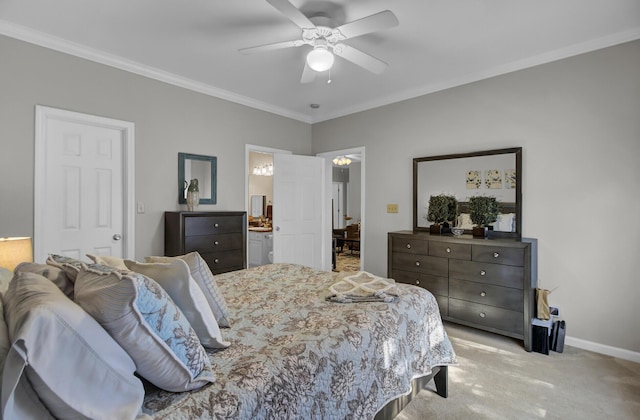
307, 46, 334, 72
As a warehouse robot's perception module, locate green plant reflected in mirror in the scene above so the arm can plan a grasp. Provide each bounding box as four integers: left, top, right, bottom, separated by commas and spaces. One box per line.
178, 152, 217, 205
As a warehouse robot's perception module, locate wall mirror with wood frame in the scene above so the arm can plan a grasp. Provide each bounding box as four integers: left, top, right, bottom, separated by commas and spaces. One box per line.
178, 152, 217, 205
413, 147, 522, 239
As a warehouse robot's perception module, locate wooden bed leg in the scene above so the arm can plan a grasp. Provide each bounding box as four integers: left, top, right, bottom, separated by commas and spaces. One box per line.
433, 366, 448, 398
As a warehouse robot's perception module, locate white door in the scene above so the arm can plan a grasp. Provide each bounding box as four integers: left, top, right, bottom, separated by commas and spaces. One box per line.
272, 153, 328, 271
34, 106, 135, 263
332, 182, 344, 229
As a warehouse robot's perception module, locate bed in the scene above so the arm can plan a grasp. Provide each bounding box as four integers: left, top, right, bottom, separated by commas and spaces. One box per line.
142, 263, 456, 419
0, 260, 456, 419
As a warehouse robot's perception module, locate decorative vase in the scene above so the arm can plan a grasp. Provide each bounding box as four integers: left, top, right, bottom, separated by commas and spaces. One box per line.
186, 178, 199, 211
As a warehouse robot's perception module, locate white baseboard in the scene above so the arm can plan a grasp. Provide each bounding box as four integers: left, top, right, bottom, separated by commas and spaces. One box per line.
566, 336, 640, 364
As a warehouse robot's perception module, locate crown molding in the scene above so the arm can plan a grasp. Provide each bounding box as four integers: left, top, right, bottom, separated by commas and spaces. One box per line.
311, 27, 640, 123
2, 19, 637, 125
0, 19, 313, 124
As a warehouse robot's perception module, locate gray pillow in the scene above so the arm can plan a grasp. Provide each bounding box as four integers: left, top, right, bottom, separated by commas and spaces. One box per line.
74, 263, 215, 392
2, 271, 144, 419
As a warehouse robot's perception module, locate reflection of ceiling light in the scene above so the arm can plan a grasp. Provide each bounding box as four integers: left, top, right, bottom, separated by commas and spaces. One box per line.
332, 156, 352, 166
307, 46, 334, 72
252, 163, 273, 176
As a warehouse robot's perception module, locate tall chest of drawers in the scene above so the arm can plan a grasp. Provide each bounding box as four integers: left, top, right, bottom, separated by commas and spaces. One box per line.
388, 231, 537, 351
165, 211, 247, 275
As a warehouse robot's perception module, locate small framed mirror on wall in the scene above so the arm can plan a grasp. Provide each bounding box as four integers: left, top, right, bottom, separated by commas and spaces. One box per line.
413, 147, 522, 239
178, 152, 217, 205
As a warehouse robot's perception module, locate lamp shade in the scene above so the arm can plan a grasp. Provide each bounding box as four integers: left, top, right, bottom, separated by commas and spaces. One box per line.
307, 47, 334, 72
0, 237, 33, 271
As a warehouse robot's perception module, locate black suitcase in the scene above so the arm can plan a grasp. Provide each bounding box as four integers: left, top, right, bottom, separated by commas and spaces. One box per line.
550, 320, 566, 353
532, 325, 550, 355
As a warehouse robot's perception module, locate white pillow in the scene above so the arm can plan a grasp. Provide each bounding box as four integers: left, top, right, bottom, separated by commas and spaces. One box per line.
457, 213, 474, 229
145, 252, 231, 327
2, 272, 144, 419
492, 213, 516, 232
86, 254, 129, 270
74, 264, 215, 392
125, 259, 229, 349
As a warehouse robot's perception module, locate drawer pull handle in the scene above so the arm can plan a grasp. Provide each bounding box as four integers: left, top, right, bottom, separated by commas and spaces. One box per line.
480, 270, 486, 276
446, 247, 451, 253
214, 223, 220, 228
406, 243, 411, 249
493, 252, 500, 258
415, 261, 421, 267
213, 241, 219, 246
480, 291, 486, 297
214, 258, 220, 264
415, 280, 420, 286
479, 312, 486, 318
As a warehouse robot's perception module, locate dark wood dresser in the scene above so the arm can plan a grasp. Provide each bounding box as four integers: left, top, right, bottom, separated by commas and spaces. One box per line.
388, 231, 537, 351
165, 211, 247, 275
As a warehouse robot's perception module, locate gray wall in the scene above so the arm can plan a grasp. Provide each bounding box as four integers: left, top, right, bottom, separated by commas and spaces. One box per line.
312, 40, 640, 355
0, 35, 311, 259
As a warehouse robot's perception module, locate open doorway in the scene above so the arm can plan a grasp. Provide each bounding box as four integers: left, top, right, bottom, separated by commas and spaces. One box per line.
317, 147, 365, 272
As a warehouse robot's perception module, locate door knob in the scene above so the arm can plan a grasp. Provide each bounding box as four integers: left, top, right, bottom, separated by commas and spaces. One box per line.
275, 226, 280, 231
113, 234, 122, 241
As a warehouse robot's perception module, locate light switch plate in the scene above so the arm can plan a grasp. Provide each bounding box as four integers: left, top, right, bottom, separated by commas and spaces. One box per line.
387, 204, 398, 213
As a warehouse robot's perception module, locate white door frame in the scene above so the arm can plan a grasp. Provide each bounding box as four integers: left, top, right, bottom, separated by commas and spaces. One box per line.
34, 106, 136, 262
316, 146, 365, 271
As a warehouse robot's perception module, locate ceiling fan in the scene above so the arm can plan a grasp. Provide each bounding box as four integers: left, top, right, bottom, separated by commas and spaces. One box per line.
239, 0, 399, 83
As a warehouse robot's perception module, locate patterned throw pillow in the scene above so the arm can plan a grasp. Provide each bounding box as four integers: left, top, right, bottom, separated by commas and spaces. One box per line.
86, 254, 129, 270
145, 252, 231, 327
45, 254, 87, 282
125, 259, 230, 349
74, 263, 215, 392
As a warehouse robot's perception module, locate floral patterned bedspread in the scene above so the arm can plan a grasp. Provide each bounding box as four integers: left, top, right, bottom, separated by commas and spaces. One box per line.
142, 263, 457, 419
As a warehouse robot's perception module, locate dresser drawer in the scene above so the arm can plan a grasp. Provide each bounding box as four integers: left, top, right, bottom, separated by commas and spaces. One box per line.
449, 260, 524, 288
449, 298, 523, 336
434, 294, 448, 317
200, 250, 245, 274
449, 278, 523, 312
392, 252, 448, 277
472, 245, 524, 266
184, 233, 244, 253
428, 241, 471, 260
185, 215, 244, 236
392, 269, 448, 297
390, 236, 428, 255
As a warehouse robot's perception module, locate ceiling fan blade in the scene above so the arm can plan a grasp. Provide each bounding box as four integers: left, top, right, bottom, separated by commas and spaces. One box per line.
333, 44, 388, 74
267, 0, 316, 29
239, 39, 304, 54
334, 10, 398, 39
300, 62, 316, 83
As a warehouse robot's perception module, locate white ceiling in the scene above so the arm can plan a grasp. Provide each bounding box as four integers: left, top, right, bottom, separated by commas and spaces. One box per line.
1, 0, 639, 123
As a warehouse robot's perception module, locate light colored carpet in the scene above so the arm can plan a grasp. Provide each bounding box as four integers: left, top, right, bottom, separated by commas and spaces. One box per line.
335, 252, 361, 272
397, 322, 640, 420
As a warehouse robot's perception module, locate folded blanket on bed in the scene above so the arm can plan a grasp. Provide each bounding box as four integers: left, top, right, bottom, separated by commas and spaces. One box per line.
326, 271, 399, 303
